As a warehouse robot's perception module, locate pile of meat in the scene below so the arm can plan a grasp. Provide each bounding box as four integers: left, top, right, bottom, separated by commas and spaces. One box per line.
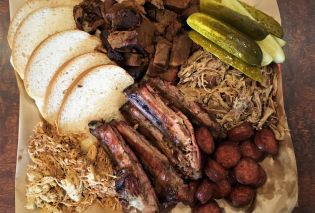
26, 122, 120, 212
74, 0, 199, 81
89, 78, 279, 213
178, 50, 285, 141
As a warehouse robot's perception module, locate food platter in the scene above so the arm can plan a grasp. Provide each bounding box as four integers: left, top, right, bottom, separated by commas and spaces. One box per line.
10, 0, 298, 212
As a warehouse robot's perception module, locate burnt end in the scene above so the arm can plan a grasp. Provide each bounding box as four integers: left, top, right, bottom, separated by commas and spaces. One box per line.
73, 0, 105, 33
100, 30, 124, 61
107, 30, 138, 49
153, 38, 172, 71
105, 5, 141, 30
169, 34, 192, 67
164, 0, 191, 10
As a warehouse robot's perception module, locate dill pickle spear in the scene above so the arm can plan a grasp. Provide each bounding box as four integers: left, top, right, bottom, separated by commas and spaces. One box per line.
239, 1, 284, 38
187, 13, 262, 66
200, 0, 268, 40
188, 30, 265, 83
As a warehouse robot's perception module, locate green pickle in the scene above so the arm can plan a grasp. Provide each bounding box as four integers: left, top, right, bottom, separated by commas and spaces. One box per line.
187, 13, 262, 66
188, 30, 265, 83
200, 0, 268, 40
239, 1, 284, 38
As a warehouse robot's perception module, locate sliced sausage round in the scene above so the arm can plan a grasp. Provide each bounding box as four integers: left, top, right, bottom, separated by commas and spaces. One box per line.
254, 128, 279, 155
196, 127, 215, 154
228, 185, 256, 207
254, 165, 267, 188
240, 140, 265, 161
195, 179, 214, 204
193, 201, 223, 213
214, 143, 241, 168
228, 122, 254, 142
204, 159, 228, 182
234, 158, 260, 185
213, 179, 231, 198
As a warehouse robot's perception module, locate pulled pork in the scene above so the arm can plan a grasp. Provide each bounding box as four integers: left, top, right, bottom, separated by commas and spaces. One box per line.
178, 50, 285, 140
25, 122, 121, 212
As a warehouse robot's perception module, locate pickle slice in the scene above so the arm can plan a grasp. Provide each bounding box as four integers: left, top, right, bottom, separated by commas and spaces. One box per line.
239, 1, 284, 38
187, 13, 262, 66
188, 30, 265, 83
200, 0, 268, 40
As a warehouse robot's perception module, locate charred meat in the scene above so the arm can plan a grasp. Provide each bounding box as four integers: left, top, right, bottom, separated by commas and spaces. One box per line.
89, 121, 159, 213
112, 120, 193, 206
124, 84, 202, 179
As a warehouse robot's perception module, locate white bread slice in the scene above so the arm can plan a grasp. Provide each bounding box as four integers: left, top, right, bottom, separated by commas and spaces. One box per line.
7, 0, 80, 49
24, 30, 101, 114
43, 52, 112, 124
57, 65, 134, 135
12, 6, 77, 79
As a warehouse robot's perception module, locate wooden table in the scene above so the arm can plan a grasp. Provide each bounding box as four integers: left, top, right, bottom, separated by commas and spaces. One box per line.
0, 0, 314, 212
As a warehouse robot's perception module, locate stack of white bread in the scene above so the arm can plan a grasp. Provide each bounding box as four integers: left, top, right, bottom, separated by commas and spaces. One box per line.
8, 0, 134, 147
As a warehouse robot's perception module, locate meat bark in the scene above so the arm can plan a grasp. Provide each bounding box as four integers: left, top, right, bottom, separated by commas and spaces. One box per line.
124, 84, 202, 180
121, 102, 194, 179
112, 120, 193, 206
89, 121, 159, 213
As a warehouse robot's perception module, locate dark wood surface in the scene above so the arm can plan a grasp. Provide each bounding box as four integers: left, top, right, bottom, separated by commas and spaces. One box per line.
0, 0, 314, 212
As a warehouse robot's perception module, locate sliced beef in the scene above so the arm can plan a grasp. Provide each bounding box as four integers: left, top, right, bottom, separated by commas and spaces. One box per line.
124, 84, 202, 180
112, 120, 193, 206
89, 121, 159, 213
147, 78, 226, 138
153, 38, 172, 71
169, 34, 192, 67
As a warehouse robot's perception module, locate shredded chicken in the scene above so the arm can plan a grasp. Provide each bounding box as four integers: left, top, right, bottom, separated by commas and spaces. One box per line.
178, 50, 285, 140
26, 122, 122, 212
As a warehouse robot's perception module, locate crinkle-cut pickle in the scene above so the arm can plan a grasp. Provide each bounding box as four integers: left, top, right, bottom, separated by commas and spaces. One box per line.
187, 13, 262, 66
239, 1, 284, 38
188, 30, 265, 84
200, 0, 268, 40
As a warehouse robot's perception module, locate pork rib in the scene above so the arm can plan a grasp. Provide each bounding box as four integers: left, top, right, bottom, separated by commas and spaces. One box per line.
89, 121, 159, 213
147, 78, 226, 139
111, 120, 193, 206
124, 84, 202, 180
